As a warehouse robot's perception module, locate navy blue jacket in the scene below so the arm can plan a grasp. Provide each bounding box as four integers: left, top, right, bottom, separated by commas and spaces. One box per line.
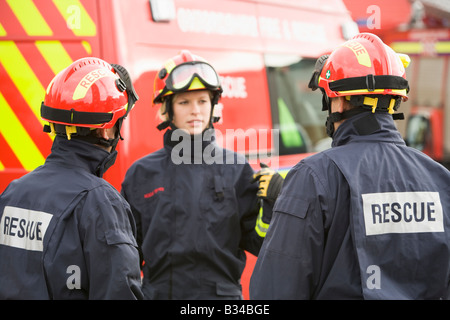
121, 129, 264, 299
0, 136, 143, 299
250, 112, 450, 299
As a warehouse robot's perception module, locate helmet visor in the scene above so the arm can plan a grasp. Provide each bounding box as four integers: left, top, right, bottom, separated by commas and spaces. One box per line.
166, 61, 220, 92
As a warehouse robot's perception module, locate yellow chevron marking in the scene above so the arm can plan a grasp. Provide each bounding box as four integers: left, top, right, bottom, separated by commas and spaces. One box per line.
0, 92, 45, 171
0, 23, 6, 36
0, 41, 46, 124
52, 0, 96, 36
7, 0, 53, 36
81, 40, 92, 55
35, 41, 73, 75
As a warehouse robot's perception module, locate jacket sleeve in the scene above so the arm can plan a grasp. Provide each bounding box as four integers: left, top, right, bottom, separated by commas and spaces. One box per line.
236, 162, 265, 256
120, 183, 145, 268
80, 187, 144, 300
249, 162, 326, 299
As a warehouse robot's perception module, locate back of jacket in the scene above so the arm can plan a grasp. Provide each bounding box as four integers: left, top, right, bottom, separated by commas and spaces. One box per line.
328, 113, 450, 299
0, 137, 143, 299
251, 112, 450, 299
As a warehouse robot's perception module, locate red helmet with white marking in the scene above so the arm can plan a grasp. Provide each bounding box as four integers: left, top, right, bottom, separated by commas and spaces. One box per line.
308, 33, 411, 137
41, 57, 133, 131
316, 33, 409, 101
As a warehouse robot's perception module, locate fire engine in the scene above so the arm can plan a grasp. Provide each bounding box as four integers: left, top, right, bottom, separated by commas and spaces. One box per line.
0, 0, 357, 299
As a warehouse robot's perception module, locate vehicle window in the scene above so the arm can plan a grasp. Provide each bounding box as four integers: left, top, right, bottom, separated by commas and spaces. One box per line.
265, 56, 331, 156
405, 114, 430, 151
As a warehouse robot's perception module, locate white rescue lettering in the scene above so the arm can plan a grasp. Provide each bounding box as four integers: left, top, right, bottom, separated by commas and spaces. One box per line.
72, 68, 112, 100
220, 76, 247, 99
362, 192, 443, 236
0, 206, 53, 251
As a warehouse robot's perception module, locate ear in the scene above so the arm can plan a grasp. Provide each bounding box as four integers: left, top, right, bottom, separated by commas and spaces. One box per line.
96, 128, 110, 140
331, 96, 346, 114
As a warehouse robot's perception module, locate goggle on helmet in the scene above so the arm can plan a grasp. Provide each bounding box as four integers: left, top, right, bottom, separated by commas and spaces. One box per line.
153, 50, 223, 105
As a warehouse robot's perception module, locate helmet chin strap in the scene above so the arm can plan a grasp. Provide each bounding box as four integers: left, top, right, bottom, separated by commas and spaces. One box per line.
95, 133, 121, 151
106, 118, 124, 152
51, 118, 124, 152
323, 92, 405, 138
325, 108, 368, 137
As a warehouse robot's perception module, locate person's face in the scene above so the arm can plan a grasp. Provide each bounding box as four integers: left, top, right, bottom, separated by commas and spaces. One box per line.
172, 90, 212, 135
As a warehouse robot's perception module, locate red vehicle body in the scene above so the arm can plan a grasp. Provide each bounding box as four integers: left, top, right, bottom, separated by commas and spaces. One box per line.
0, 0, 356, 298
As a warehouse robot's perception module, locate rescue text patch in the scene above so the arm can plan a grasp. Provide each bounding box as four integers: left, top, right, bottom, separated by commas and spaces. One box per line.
343, 41, 372, 68
72, 68, 113, 100
0, 206, 53, 252
362, 192, 443, 236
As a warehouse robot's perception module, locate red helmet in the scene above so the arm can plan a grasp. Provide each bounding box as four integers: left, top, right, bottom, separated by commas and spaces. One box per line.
153, 50, 222, 105
314, 33, 410, 102
309, 33, 410, 138
41, 57, 131, 130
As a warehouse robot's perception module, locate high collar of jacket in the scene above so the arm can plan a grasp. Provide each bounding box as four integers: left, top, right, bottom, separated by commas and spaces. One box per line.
163, 128, 218, 163
332, 111, 406, 148
163, 128, 216, 150
45, 135, 116, 177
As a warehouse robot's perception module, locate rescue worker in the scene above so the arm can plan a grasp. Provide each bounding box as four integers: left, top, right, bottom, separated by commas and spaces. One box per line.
250, 33, 450, 299
0, 57, 143, 299
121, 50, 283, 299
